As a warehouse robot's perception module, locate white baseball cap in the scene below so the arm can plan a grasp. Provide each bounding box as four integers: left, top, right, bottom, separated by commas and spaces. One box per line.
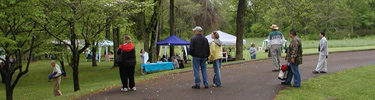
192, 26, 203, 31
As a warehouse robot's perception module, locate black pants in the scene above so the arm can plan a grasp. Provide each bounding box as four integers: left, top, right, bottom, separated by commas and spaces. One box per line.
119, 66, 135, 88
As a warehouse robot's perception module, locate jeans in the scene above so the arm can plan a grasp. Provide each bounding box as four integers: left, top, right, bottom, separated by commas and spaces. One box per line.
193, 57, 208, 87
284, 63, 301, 87
212, 59, 222, 86
251, 55, 256, 59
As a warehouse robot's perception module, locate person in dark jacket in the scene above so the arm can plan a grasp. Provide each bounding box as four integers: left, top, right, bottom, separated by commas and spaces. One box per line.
189, 26, 210, 89
117, 35, 136, 92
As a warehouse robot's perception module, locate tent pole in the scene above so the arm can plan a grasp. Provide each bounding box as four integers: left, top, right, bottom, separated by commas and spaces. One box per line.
105, 46, 109, 61
159, 46, 163, 57
98, 45, 101, 62
184, 46, 188, 60
164, 46, 167, 57
178, 46, 181, 57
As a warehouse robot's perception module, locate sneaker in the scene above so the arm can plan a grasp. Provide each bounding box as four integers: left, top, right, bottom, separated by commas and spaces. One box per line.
212, 84, 217, 87
272, 69, 280, 72
132, 87, 137, 91
281, 82, 291, 85
319, 71, 327, 73
121, 88, 128, 92
204, 86, 209, 89
292, 85, 301, 88
191, 85, 200, 89
312, 70, 319, 74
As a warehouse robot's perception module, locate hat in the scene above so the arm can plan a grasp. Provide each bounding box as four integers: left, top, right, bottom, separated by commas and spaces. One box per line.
270, 24, 279, 30
192, 26, 203, 31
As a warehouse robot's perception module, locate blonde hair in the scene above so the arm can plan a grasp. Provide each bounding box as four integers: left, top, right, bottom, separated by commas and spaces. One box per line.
124, 35, 132, 43
212, 31, 219, 39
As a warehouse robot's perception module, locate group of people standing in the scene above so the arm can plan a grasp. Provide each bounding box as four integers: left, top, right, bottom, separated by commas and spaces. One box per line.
47, 24, 329, 97
267, 24, 328, 87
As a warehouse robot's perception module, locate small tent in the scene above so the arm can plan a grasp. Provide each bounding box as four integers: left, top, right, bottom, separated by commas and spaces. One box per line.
98, 39, 113, 62
205, 30, 246, 45
157, 35, 190, 60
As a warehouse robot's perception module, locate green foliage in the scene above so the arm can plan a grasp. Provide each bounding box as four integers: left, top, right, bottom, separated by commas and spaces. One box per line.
247, 23, 268, 37
275, 65, 375, 100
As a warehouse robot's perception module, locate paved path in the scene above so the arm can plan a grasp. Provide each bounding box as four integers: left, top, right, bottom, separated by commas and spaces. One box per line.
78, 50, 375, 100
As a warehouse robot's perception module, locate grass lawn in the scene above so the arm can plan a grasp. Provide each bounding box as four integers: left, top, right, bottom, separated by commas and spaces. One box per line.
275, 65, 375, 100
0, 37, 374, 99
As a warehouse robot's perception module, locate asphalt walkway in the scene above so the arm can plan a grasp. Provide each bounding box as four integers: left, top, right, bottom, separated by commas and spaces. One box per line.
77, 50, 375, 100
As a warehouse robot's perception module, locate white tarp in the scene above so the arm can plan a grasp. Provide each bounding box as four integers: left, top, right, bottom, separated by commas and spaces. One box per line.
205, 30, 246, 45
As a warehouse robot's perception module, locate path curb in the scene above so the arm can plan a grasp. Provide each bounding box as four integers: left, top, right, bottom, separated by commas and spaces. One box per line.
168, 49, 375, 75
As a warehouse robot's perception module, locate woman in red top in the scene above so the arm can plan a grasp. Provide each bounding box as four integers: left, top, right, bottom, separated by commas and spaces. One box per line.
117, 35, 136, 92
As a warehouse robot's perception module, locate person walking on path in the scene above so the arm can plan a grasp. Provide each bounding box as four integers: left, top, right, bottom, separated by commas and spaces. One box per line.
208, 31, 223, 87
282, 29, 302, 87
268, 24, 286, 72
249, 43, 257, 59
189, 26, 210, 89
51, 60, 62, 97
313, 32, 328, 74
117, 35, 137, 92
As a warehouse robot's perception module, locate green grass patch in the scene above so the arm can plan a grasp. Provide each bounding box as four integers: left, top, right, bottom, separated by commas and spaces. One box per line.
0, 37, 374, 99
275, 65, 375, 100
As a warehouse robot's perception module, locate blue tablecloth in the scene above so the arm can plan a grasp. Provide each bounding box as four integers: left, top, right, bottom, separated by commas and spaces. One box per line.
142, 62, 174, 72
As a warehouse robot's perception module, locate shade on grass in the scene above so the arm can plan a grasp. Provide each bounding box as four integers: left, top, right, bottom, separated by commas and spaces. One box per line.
275, 65, 375, 100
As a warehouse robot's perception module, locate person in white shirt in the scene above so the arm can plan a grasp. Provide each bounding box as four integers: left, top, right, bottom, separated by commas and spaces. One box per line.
51, 60, 62, 97
140, 49, 149, 75
268, 24, 286, 72
140, 49, 149, 64
313, 32, 329, 74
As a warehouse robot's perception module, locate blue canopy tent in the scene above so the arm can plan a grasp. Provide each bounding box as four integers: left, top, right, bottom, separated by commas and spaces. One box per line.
157, 35, 190, 60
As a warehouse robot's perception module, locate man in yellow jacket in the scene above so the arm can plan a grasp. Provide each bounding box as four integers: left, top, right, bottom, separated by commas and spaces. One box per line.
208, 31, 223, 87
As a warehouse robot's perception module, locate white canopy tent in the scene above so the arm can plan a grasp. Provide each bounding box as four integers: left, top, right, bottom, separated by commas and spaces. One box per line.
205, 30, 246, 62
98, 39, 113, 62
205, 30, 246, 45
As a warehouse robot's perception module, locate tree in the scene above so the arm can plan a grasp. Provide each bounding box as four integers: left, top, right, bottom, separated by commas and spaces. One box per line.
38, 0, 147, 91
193, 0, 221, 35
0, 1, 43, 99
147, 0, 162, 62
235, 0, 246, 61
170, 0, 175, 57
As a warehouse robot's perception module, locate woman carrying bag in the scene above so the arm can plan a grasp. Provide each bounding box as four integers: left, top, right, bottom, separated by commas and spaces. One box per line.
117, 35, 136, 92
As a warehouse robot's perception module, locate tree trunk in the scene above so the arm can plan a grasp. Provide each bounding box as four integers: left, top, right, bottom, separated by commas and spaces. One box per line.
148, 0, 161, 62
5, 83, 13, 100
235, 0, 246, 61
70, 21, 81, 91
59, 60, 66, 77
140, 0, 149, 52
113, 27, 120, 67
72, 53, 80, 91
91, 42, 98, 66
106, 18, 111, 40
169, 0, 175, 58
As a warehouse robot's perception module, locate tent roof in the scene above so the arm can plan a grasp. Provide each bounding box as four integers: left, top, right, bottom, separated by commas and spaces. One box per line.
157, 35, 190, 46
98, 39, 113, 46
205, 30, 246, 45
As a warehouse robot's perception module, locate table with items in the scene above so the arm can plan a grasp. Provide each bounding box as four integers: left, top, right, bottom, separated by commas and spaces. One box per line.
142, 62, 174, 73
